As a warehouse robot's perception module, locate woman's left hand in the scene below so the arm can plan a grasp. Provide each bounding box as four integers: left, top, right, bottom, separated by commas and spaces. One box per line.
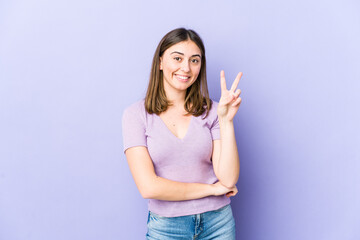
217, 70, 242, 121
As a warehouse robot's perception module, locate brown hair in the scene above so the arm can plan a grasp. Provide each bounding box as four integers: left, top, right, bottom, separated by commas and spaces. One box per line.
145, 28, 212, 118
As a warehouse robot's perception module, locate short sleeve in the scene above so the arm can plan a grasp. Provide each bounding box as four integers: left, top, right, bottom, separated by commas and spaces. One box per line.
209, 101, 220, 140
122, 102, 147, 152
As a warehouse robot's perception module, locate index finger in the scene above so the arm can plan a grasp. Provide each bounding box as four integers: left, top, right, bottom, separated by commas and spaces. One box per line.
230, 72, 243, 92
220, 70, 227, 92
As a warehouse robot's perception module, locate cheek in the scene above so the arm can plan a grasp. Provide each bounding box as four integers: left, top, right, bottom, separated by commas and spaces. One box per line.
193, 65, 201, 76
163, 62, 178, 73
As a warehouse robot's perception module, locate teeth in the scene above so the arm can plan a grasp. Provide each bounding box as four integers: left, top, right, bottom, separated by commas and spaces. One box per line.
177, 75, 189, 80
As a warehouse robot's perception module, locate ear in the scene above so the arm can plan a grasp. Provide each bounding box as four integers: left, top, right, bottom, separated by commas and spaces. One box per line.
159, 57, 163, 70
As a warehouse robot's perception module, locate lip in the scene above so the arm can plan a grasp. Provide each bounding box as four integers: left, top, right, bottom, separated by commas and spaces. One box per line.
174, 74, 191, 82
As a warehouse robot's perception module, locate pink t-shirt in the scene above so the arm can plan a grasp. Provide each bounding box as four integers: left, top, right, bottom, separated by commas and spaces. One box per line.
122, 100, 230, 217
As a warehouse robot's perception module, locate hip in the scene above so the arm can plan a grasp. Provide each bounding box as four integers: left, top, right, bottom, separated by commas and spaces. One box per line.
146, 204, 235, 240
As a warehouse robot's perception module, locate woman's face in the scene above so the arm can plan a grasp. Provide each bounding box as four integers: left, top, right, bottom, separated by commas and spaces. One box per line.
160, 40, 202, 94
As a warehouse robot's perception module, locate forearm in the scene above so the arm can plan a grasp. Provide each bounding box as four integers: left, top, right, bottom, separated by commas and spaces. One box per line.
126, 146, 231, 201
215, 118, 240, 188
141, 176, 215, 201
126, 146, 227, 202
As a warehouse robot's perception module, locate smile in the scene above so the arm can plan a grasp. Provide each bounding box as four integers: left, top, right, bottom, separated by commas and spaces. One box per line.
175, 74, 191, 82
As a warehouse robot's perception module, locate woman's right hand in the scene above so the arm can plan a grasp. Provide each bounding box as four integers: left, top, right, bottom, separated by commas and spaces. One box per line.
212, 181, 238, 198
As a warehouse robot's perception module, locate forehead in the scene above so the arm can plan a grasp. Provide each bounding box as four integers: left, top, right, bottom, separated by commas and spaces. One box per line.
165, 40, 201, 56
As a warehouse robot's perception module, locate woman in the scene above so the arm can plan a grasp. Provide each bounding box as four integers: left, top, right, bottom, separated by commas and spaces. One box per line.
122, 28, 242, 239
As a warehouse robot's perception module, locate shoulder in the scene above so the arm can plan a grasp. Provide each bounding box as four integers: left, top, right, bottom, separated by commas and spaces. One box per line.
210, 100, 219, 111
124, 100, 145, 114
194, 99, 219, 125
123, 100, 147, 121
203, 99, 218, 120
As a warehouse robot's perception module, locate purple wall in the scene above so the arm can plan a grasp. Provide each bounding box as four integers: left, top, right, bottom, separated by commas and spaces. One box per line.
1, 0, 359, 239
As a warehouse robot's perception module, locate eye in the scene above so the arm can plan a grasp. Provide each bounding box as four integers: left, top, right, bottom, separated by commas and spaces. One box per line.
174, 57, 182, 61
191, 59, 200, 63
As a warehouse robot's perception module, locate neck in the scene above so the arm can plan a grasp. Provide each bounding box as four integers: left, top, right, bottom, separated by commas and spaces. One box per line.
165, 90, 190, 115
168, 93, 185, 108
164, 86, 186, 109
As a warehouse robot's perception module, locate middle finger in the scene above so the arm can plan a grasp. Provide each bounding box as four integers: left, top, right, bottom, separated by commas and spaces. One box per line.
230, 72, 243, 92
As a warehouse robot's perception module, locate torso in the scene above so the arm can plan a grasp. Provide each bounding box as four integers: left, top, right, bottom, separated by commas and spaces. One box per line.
122, 100, 230, 217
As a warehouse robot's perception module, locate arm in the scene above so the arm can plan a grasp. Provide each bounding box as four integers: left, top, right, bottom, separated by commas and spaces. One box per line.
212, 70, 242, 188
125, 146, 237, 201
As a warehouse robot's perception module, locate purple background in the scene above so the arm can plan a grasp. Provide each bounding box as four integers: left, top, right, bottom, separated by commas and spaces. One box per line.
1, 0, 359, 239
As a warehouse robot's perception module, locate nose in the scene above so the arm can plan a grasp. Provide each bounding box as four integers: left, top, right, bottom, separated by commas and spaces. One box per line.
181, 60, 190, 72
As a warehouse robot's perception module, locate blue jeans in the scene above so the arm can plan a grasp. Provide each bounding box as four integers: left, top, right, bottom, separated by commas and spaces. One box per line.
146, 204, 235, 240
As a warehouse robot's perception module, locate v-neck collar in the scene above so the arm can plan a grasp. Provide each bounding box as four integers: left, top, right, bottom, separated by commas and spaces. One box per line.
157, 114, 193, 141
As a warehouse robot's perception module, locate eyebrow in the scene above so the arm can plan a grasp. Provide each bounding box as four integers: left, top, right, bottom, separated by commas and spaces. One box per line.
170, 51, 201, 58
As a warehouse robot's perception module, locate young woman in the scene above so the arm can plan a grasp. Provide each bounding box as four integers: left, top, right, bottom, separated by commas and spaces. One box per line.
122, 28, 242, 239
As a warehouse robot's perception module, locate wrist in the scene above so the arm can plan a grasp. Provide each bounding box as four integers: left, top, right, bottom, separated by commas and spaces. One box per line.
209, 183, 217, 196
218, 116, 234, 125
209, 183, 220, 196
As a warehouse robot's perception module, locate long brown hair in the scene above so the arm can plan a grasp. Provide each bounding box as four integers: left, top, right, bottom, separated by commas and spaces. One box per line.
145, 28, 212, 118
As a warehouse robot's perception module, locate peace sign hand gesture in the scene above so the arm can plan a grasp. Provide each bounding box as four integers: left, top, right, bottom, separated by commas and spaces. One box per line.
217, 70, 242, 121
